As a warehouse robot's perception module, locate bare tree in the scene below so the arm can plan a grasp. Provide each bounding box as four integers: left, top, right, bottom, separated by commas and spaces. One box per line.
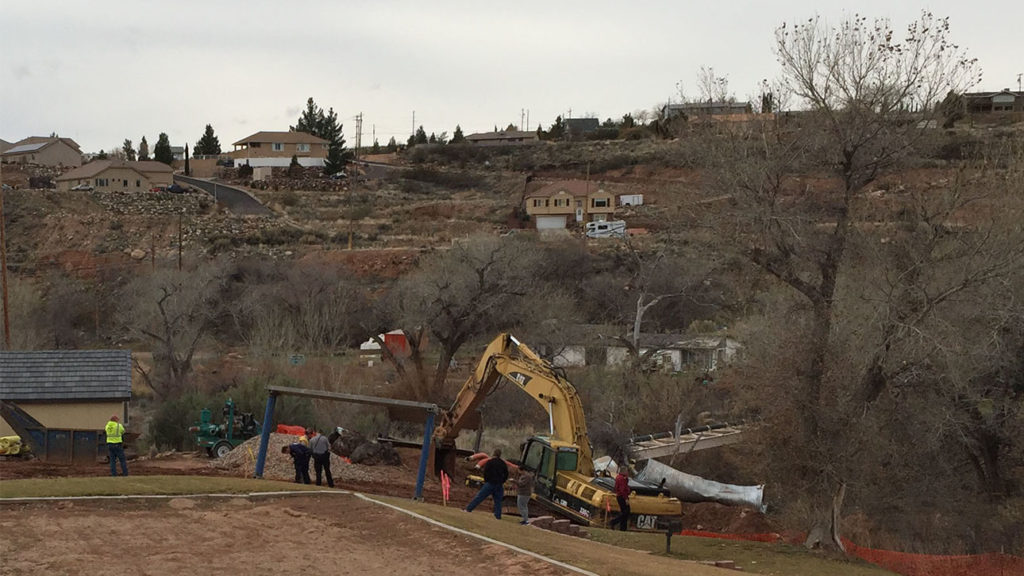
696, 66, 731, 103
709, 11, 982, 551
126, 264, 230, 399
369, 236, 554, 401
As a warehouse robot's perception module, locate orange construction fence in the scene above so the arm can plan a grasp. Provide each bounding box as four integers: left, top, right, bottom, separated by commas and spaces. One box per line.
677, 530, 1024, 576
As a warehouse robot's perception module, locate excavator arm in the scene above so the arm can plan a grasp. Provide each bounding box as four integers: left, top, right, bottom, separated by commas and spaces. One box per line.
434, 333, 593, 475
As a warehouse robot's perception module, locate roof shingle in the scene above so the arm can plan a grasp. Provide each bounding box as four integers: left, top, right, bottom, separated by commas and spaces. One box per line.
0, 350, 132, 401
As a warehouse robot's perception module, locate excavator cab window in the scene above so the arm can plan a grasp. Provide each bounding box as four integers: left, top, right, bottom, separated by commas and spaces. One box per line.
555, 450, 578, 472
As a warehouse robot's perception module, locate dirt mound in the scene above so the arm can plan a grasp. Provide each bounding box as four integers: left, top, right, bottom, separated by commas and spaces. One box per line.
683, 502, 777, 534
214, 432, 398, 484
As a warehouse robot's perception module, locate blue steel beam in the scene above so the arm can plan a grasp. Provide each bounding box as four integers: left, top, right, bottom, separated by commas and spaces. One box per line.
254, 393, 278, 478
414, 410, 436, 501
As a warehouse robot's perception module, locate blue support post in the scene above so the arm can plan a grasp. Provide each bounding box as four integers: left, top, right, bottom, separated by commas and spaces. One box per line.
413, 410, 436, 501
254, 393, 278, 478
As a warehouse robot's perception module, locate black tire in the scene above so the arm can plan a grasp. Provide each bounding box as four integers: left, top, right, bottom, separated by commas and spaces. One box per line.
213, 441, 233, 459
206, 447, 215, 458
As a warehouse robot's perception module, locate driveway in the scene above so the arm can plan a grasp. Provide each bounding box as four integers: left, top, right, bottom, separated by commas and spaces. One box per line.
174, 174, 272, 216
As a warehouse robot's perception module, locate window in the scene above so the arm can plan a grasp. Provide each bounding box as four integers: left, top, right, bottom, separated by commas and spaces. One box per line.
592, 198, 609, 208
272, 143, 284, 151
136, 180, 141, 187
250, 142, 262, 148
554, 198, 568, 207
575, 200, 582, 208
533, 199, 544, 207
296, 143, 310, 152
123, 180, 128, 187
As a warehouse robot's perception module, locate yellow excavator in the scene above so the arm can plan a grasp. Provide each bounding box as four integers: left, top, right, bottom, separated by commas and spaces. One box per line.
434, 333, 684, 531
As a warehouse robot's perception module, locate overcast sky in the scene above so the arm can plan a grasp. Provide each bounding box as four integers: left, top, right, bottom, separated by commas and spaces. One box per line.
2, 1, 1021, 153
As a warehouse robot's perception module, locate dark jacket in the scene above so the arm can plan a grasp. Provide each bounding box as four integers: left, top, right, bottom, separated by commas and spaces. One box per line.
289, 443, 311, 464
482, 457, 509, 485
614, 472, 630, 499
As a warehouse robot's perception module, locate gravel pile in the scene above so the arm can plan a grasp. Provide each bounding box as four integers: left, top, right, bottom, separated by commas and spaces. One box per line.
213, 433, 390, 484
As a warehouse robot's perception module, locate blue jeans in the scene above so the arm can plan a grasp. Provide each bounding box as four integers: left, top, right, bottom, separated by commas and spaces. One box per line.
465, 482, 505, 519
108, 443, 128, 476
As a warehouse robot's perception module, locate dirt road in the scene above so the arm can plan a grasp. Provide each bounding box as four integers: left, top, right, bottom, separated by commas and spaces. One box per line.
0, 493, 576, 576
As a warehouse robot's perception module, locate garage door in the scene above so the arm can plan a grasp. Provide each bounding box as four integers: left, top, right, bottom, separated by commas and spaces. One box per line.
535, 215, 567, 230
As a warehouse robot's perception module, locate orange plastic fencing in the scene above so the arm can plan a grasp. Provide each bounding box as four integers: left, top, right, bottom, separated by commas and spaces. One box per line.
276, 424, 306, 436
677, 531, 1024, 576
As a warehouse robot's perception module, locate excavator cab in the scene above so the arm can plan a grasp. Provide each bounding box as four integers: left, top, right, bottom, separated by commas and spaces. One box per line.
521, 437, 579, 501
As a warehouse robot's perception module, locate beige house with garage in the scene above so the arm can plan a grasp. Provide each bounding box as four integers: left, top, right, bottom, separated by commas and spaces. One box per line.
229, 131, 329, 167
55, 160, 173, 192
524, 180, 616, 231
1, 137, 83, 167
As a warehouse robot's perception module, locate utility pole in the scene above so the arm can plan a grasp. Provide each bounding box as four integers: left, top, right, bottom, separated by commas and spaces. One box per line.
526, 109, 530, 132
354, 113, 363, 159
177, 212, 183, 272
0, 182, 10, 349
411, 110, 415, 139
521, 108, 525, 131
1018, 73, 1022, 92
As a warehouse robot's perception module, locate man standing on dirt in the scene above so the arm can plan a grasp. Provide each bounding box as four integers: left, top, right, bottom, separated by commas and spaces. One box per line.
464, 448, 509, 519
516, 467, 534, 525
611, 466, 631, 531
105, 415, 128, 477
308, 427, 334, 488
282, 442, 311, 484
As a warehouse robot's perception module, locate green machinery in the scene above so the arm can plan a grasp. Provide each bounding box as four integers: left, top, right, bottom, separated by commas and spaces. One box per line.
189, 398, 259, 458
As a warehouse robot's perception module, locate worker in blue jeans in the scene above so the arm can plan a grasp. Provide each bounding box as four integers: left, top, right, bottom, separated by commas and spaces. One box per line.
464, 448, 509, 519
105, 415, 128, 476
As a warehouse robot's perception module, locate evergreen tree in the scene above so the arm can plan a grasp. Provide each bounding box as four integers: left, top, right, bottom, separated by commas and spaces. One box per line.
386, 137, 398, 153
138, 136, 150, 161
291, 97, 322, 134
320, 107, 350, 176
122, 139, 136, 161
428, 133, 437, 144
414, 125, 428, 145
291, 97, 350, 176
371, 139, 381, 154
506, 123, 517, 131
97, 150, 109, 160
451, 125, 465, 144
184, 144, 191, 175
153, 133, 174, 165
407, 134, 416, 148
546, 116, 565, 140
194, 124, 221, 155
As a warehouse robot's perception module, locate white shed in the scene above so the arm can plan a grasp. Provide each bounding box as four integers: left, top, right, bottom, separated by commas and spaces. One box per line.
618, 194, 644, 207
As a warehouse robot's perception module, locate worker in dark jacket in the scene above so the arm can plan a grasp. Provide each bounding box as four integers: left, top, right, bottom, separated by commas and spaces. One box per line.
611, 466, 631, 531
282, 442, 312, 484
464, 448, 509, 519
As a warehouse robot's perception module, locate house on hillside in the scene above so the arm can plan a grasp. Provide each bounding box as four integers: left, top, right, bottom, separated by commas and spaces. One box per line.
663, 101, 754, 118
604, 334, 742, 373
542, 329, 741, 373
229, 131, 329, 167
170, 146, 186, 161
55, 160, 173, 192
0, 350, 132, 439
524, 180, 615, 231
1, 137, 82, 167
565, 118, 600, 138
465, 130, 540, 146
964, 89, 1023, 114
